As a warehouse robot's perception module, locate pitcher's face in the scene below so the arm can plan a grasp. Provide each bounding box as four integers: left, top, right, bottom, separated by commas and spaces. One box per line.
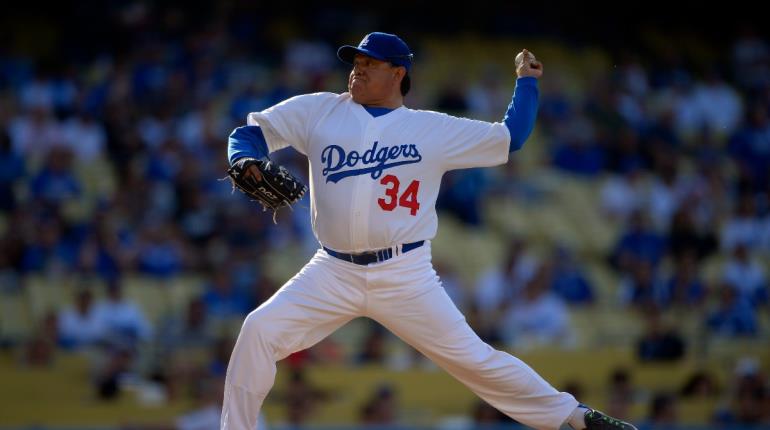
348, 54, 403, 105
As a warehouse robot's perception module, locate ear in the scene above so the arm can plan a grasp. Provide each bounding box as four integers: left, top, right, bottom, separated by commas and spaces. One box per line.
393, 66, 406, 82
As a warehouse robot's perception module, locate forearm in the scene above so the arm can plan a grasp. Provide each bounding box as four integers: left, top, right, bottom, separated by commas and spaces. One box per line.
228, 125, 269, 165
503, 77, 539, 152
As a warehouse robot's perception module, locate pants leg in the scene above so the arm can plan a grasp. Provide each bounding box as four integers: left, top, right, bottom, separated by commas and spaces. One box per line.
221, 251, 365, 430
366, 247, 577, 430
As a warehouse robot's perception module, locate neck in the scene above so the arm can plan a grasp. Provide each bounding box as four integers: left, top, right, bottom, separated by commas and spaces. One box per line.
368, 100, 402, 109
357, 94, 403, 109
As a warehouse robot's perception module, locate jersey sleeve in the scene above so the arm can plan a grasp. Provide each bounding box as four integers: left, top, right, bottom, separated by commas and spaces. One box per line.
246, 92, 335, 156
437, 114, 511, 171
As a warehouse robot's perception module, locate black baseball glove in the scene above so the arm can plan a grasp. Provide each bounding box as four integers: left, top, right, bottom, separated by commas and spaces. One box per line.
227, 157, 307, 218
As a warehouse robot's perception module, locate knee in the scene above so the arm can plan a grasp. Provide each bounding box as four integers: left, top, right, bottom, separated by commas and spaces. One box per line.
240, 308, 274, 344
455, 342, 519, 378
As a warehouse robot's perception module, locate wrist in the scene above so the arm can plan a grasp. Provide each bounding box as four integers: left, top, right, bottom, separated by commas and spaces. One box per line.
516, 76, 539, 85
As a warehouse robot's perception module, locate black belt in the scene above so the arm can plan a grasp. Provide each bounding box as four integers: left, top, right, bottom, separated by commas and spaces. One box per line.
323, 241, 424, 265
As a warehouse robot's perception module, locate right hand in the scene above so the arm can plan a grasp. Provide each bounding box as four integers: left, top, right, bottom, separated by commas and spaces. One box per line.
515, 49, 543, 79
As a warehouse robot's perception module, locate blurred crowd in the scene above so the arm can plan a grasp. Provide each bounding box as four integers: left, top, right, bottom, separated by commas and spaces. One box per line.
1, 4, 770, 428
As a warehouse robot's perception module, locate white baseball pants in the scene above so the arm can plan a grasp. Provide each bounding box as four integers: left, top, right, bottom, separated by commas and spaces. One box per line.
221, 243, 578, 430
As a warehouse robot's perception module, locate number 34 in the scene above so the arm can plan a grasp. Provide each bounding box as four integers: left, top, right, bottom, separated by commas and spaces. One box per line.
377, 174, 420, 216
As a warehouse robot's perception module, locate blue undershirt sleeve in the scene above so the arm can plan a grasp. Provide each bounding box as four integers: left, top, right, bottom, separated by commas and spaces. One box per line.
227, 125, 269, 165
503, 76, 539, 152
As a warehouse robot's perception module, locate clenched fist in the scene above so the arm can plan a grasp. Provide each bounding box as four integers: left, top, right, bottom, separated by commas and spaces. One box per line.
515, 49, 543, 79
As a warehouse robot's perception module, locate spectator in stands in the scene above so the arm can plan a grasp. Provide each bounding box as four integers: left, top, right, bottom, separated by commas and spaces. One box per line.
665, 252, 707, 307
721, 243, 768, 306
600, 163, 646, 224
618, 259, 668, 309
94, 344, 135, 400
58, 288, 104, 349
7, 106, 63, 158
356, 323, 387, 365
359, 383, 399, 425
610, 210, 666, 273
135, 220, 187, 278
641, 392, 678, 430
636, 308, 685, 362
548, 245, 595, 305
466, 65, 509, 122
714, 357, 769, 425
686, 154, 731, 234
500, 264, 573, 349
61, 109, 107, 162
606, 368, 635, 422
667, 208, 717, 263
731, 26, 770, 90
159, 297, 215, 349
706, 283, 758, 336
550, 114, 605, 175
731, 359, 769, 425
604, 127, 648, 174
436, 168, 490, 226
721, 192, 764, 253
680, 370, 720, 398
475, 237, 537, 316
728, 102, 770, 190
21, 311, 58, 367
691, 68, 744, 138
77, 208, 131, 282
434, 78, 469, 116
20, 214, 77, 274
200, 268, 251, 322
648, 150, 685, 232
282, 369, 329, 427
30, 146, 81, 207
94, 279, 153, 345
207, 337, 235, 378
0, 131, 25, 212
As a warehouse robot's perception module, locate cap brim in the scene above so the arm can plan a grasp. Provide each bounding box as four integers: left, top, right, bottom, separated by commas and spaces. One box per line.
337, 45, 389, 65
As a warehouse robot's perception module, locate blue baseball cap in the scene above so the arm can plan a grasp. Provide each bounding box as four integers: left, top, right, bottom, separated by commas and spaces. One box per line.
337, 32, 414, 71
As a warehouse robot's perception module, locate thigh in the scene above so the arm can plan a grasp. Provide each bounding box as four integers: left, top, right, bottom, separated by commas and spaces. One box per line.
367, 262, 522, 379
244, 250, 366, 358
366, 269, 468, 359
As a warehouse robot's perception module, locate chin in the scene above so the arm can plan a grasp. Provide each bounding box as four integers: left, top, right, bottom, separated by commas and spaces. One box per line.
350, 91, 366, 104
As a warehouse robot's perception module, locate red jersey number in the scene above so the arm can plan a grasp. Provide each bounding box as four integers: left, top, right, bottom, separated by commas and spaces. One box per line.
377, 174, 420, 216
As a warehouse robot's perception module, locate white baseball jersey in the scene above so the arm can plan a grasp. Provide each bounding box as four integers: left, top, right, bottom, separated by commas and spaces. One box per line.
224, 89, 580, 430
247, 92, 511, 252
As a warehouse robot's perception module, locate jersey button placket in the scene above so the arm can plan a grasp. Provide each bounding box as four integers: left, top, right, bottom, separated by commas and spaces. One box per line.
357, 122, 379, 250
349, 121, 371, 250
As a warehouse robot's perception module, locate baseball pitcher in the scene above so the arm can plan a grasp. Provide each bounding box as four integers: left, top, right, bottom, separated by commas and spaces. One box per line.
222, 32, 637, 430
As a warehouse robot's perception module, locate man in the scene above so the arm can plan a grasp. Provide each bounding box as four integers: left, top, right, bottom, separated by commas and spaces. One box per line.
223, 32, 637, 430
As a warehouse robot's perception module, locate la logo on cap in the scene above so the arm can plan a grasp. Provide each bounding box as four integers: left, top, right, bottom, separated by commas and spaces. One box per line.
360, 35, 370, 47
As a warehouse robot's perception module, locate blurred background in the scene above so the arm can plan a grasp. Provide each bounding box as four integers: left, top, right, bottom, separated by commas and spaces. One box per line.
0, 1, 768, 430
